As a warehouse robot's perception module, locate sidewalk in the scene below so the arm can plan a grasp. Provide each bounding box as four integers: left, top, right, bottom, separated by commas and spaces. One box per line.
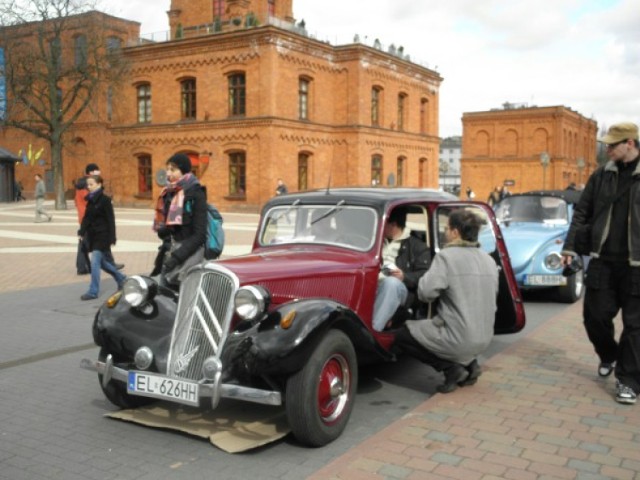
1, 201, 639, 479
310, 302, 640, 480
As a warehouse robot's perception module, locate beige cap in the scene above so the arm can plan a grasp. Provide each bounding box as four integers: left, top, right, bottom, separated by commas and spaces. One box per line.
598, 122, 639, 144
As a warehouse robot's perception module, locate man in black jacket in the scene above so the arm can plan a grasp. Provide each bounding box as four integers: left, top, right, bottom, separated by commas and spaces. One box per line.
562, 122, 640, 405
372, 208, 431, 331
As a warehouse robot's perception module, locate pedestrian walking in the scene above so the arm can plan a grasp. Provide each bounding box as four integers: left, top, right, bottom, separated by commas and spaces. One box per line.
275, 178, 288, 196
74, 163, 123, 274
152, 153, 207, 288
33, 173, 52, 223
561, 121, 640, 405
78, 175, 126, 300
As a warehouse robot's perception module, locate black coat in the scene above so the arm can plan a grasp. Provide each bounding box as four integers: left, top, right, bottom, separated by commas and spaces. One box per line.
158, 184, 207, 263
78, 189, 116, 252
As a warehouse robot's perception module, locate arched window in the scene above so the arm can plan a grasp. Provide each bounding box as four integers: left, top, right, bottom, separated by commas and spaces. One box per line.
229, 151, 246, 196
397, 93, 407, 131
371, 154, 383, 186
298, 152, 310, 190
137, 154, 152, 197
74, 35, 87, 67
371, 86, 383, 127
137, 83, 151, 123
228, 73, 246, 116
420, 98, 428, 134
181, 78, 196, 119
397, 156, 406, 186
299, 77, 311, 120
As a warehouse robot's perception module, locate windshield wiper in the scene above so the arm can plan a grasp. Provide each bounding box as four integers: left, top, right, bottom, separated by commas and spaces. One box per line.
310, 200, 346, 225
272, 199, 301, 222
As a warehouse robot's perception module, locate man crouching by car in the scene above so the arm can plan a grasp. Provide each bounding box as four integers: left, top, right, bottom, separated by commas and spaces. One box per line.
393, 209, 499, 394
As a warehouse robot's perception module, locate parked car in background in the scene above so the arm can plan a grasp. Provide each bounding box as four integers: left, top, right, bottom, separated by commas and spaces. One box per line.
493, 189, 584, 303
82, 188, 525, 447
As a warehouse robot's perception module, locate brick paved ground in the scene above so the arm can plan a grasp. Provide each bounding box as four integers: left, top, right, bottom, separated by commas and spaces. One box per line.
2, 200, 639, 480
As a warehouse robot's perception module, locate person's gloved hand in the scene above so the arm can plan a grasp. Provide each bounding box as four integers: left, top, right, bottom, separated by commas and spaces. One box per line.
163, 255, 179, 272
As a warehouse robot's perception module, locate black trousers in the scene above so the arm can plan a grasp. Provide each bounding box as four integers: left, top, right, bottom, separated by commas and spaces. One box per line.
393, 326, 457, 373
583, 259, 640, 392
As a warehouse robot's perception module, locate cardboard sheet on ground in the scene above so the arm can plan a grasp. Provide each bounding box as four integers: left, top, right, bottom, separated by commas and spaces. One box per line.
107, 400, 290, 453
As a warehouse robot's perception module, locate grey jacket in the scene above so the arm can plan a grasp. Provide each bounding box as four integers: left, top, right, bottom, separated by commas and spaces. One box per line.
35, 180, 46, 199
562, 158, 640, 265
406, 243, 498, 365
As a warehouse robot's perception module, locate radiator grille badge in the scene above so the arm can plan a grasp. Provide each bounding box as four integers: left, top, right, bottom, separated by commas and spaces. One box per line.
174, 346, 199, 374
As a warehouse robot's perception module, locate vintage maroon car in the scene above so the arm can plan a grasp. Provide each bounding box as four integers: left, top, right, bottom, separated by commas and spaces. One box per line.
81, 188, 525, 447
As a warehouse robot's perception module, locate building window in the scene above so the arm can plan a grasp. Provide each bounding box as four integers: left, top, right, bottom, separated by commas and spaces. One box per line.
397, 93, 406, 131
106, 36, 122, 52
50, 38, 62, 70
107, 87, 113, 122
213, 0, 225, 18
137, 155, 152, 197
229, 151, 246, 196
371, 87, 382, 127
420, 98, 428, 134
397, 156, 405, 186
371, 154, 383, 186
268, 0, 276, 17
298, 153, 309, 190
228, 73, 246, 116
74, 35, 87, 67
299, 77, 310, 120
181, 78, 196, 119
137, 83, 151, 123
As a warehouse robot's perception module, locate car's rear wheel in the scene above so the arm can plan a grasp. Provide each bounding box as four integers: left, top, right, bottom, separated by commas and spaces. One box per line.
556, 269, 584, 303
98, 348, 154, 409
285, 330, 357, 447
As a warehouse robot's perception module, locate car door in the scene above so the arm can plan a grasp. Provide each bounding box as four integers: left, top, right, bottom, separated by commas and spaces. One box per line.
433, 202, 526, 334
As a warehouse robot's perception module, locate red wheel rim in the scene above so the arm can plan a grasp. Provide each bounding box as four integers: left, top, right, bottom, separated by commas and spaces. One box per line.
317, 353, 350, 424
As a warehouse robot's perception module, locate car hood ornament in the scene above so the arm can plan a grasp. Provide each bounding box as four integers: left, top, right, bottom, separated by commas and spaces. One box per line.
174, 346, 199, 374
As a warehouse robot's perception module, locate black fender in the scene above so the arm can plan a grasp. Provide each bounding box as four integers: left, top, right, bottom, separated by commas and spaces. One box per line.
223, 298, 390, 378
92, 292, 178, 373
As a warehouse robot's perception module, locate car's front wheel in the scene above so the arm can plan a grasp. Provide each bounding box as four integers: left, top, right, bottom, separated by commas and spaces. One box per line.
285, 330, 357, 447
556, 269, 584, 303
98, 349, 154, 409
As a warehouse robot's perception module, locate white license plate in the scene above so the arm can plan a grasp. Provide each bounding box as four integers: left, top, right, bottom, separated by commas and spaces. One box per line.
524, 275, 567, 286
127, 372, 200, 407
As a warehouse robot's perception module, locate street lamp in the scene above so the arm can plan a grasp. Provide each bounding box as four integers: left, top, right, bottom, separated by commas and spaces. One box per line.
540, 152, 550, 189
577, 157, 585, 186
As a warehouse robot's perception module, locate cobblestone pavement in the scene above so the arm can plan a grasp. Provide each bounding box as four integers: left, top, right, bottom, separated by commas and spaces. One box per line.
1, 201, 639, 480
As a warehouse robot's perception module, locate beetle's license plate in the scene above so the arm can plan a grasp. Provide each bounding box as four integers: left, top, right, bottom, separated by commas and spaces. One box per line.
524, 275, 567, 286
127, 372, 200, 407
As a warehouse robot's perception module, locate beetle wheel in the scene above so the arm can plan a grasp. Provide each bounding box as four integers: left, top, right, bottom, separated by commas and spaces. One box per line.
285, 330, 357, 447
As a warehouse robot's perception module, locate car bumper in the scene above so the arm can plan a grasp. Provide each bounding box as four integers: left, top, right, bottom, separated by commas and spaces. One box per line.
80, 355, 282, 408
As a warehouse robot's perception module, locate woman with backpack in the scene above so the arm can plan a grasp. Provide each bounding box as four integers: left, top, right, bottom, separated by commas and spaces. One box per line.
152, 153, 207, 287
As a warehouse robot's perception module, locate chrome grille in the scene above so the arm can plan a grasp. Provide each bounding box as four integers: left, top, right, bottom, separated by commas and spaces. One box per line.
167, 266, 238, 380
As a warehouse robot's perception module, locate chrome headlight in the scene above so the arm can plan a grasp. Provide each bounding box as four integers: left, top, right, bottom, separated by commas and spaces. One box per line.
234, 285, 270, 321
544, 252, 563, 270
122, 275, 157, 307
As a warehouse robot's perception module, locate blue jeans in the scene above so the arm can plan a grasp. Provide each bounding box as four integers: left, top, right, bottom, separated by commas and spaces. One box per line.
372, 276, 408, 331
86, 249, 126, 297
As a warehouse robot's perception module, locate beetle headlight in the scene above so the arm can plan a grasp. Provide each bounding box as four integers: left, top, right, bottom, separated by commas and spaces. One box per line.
544, 252, 562, 270
234, 286, 270, 321
122, 275, 157, 307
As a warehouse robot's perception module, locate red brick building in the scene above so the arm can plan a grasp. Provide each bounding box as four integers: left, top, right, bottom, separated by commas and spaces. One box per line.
461, 104, 598, 201
3, 0, 442, 211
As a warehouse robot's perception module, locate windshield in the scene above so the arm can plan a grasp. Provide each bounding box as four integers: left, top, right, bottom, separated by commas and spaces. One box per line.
495, 196, 569, 224
259, 205, 378, 251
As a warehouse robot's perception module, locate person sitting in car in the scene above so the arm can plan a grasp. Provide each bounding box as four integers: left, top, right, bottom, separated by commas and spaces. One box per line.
372, 208, 432, 331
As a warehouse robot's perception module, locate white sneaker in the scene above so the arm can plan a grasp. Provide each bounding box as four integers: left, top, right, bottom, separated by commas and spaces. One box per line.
598, 362, 615, 377
615, 381, 637, 405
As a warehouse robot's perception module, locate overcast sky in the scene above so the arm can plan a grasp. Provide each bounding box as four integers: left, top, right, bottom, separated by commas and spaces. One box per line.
104, 0, 640, 138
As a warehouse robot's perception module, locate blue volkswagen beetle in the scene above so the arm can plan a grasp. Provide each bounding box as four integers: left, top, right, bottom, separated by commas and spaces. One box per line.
493, 190, 585, 303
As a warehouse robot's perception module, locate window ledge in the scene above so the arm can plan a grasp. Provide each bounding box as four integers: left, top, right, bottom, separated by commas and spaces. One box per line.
224, 194, 246, 201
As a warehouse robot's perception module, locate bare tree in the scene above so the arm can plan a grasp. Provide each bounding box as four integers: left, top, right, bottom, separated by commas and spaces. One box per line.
0, 0, 127, 209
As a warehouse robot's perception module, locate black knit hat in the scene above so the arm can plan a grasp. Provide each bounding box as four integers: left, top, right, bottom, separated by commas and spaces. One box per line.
167, 153, 192, 174
85, 163, 100, 175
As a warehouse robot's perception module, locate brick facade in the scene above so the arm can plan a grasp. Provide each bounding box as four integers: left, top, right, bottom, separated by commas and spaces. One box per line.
3, 2, 442, 211
461, 105, 597, 202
